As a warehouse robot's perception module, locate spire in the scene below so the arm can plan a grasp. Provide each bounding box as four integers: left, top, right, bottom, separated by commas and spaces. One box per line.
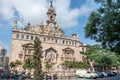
50, 0, 53, 7
46, 0, 56, 25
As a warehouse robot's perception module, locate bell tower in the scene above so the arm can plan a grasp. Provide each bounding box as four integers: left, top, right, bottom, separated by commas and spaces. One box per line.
46, 0, 56, 25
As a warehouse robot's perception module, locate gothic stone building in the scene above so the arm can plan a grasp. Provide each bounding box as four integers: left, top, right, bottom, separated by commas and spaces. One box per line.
10, 1, 86, 73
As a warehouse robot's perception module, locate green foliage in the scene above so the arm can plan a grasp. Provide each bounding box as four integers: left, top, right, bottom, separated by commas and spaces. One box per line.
15, 60, 21, 66
44, 62, 52, 72
23, 57, 34, 70
84, 0, 120, 54
85, 45, 120, 70
62, 61, 88, 69
10, 60, 22, 70
45, 62, 52, 69
33, 38, 43, 80
10, 62, 16, 69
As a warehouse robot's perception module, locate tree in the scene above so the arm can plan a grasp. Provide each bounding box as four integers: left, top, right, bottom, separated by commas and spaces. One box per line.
33, 38, 43, 80
23, 57, 34, 73
10, 62, 16, 70
44, 62, 52, 73
15, 60, 21, 67
84, 0, 120, 54
85, 45, 120, 71
10, 60, 21, 70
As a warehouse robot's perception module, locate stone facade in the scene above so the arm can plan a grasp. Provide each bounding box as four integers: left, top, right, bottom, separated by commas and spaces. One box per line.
9, 1, 86, 73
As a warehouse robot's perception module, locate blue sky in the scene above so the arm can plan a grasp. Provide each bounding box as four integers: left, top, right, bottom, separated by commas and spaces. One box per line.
0, 0, 98, 56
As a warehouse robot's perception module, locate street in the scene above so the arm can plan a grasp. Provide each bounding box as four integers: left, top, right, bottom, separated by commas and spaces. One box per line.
1, 75, 120, 80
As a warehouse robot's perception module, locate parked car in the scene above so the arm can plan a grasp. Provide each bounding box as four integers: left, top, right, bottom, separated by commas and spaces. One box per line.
96, 72, 104, 78
106, 71, 117, 77
102, 72, 108, 77
75, 70, 98, 79
46, 74, 52, 80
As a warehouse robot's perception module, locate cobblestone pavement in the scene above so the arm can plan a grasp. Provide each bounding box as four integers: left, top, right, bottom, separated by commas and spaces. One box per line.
1, 75, 120, 80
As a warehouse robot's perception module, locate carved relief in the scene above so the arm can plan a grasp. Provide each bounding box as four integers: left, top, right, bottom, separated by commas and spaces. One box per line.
45, 47, 58, 64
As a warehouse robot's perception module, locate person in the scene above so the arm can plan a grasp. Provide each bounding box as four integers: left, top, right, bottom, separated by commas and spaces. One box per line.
53, 74, 57, 80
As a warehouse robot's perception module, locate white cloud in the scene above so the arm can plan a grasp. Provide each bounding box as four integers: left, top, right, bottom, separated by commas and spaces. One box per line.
0, 0, 15, 21
0, 0, 97, 28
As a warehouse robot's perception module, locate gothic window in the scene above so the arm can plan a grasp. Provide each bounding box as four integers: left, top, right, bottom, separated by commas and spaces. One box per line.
21, 34, 24, 39
16, 34, 19, 38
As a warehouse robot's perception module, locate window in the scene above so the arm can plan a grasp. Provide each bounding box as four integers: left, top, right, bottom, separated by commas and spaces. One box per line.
82, 48, 84, 53
66, 41, 68, 45
16, 34, 19, 38
55, 39, 57, 43
47, 38, 50, 41
69, 41, 71, 45
21, 34, 24, 39
75, 42, 77, 45
18, 54, 23, 58
28, 50, 31, 54
44, 37, 46, 41
72, 42, 74, 45
35, 36, 38, 40
63, 40, 64, 44
61, 57, 64, 60
31, 36, 33, 40
26, 35, 29, 39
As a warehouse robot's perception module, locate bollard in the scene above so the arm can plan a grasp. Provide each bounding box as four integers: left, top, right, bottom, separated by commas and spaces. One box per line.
83, 75, 86, 80
76, 75, 78, 80
59, 74, 62, 80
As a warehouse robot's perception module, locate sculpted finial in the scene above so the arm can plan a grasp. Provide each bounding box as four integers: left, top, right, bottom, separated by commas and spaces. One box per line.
13, 20, 17, 29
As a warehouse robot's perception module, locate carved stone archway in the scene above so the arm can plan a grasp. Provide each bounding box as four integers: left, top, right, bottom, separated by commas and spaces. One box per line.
62, 47, 75, 61
45, 47, 58, 64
